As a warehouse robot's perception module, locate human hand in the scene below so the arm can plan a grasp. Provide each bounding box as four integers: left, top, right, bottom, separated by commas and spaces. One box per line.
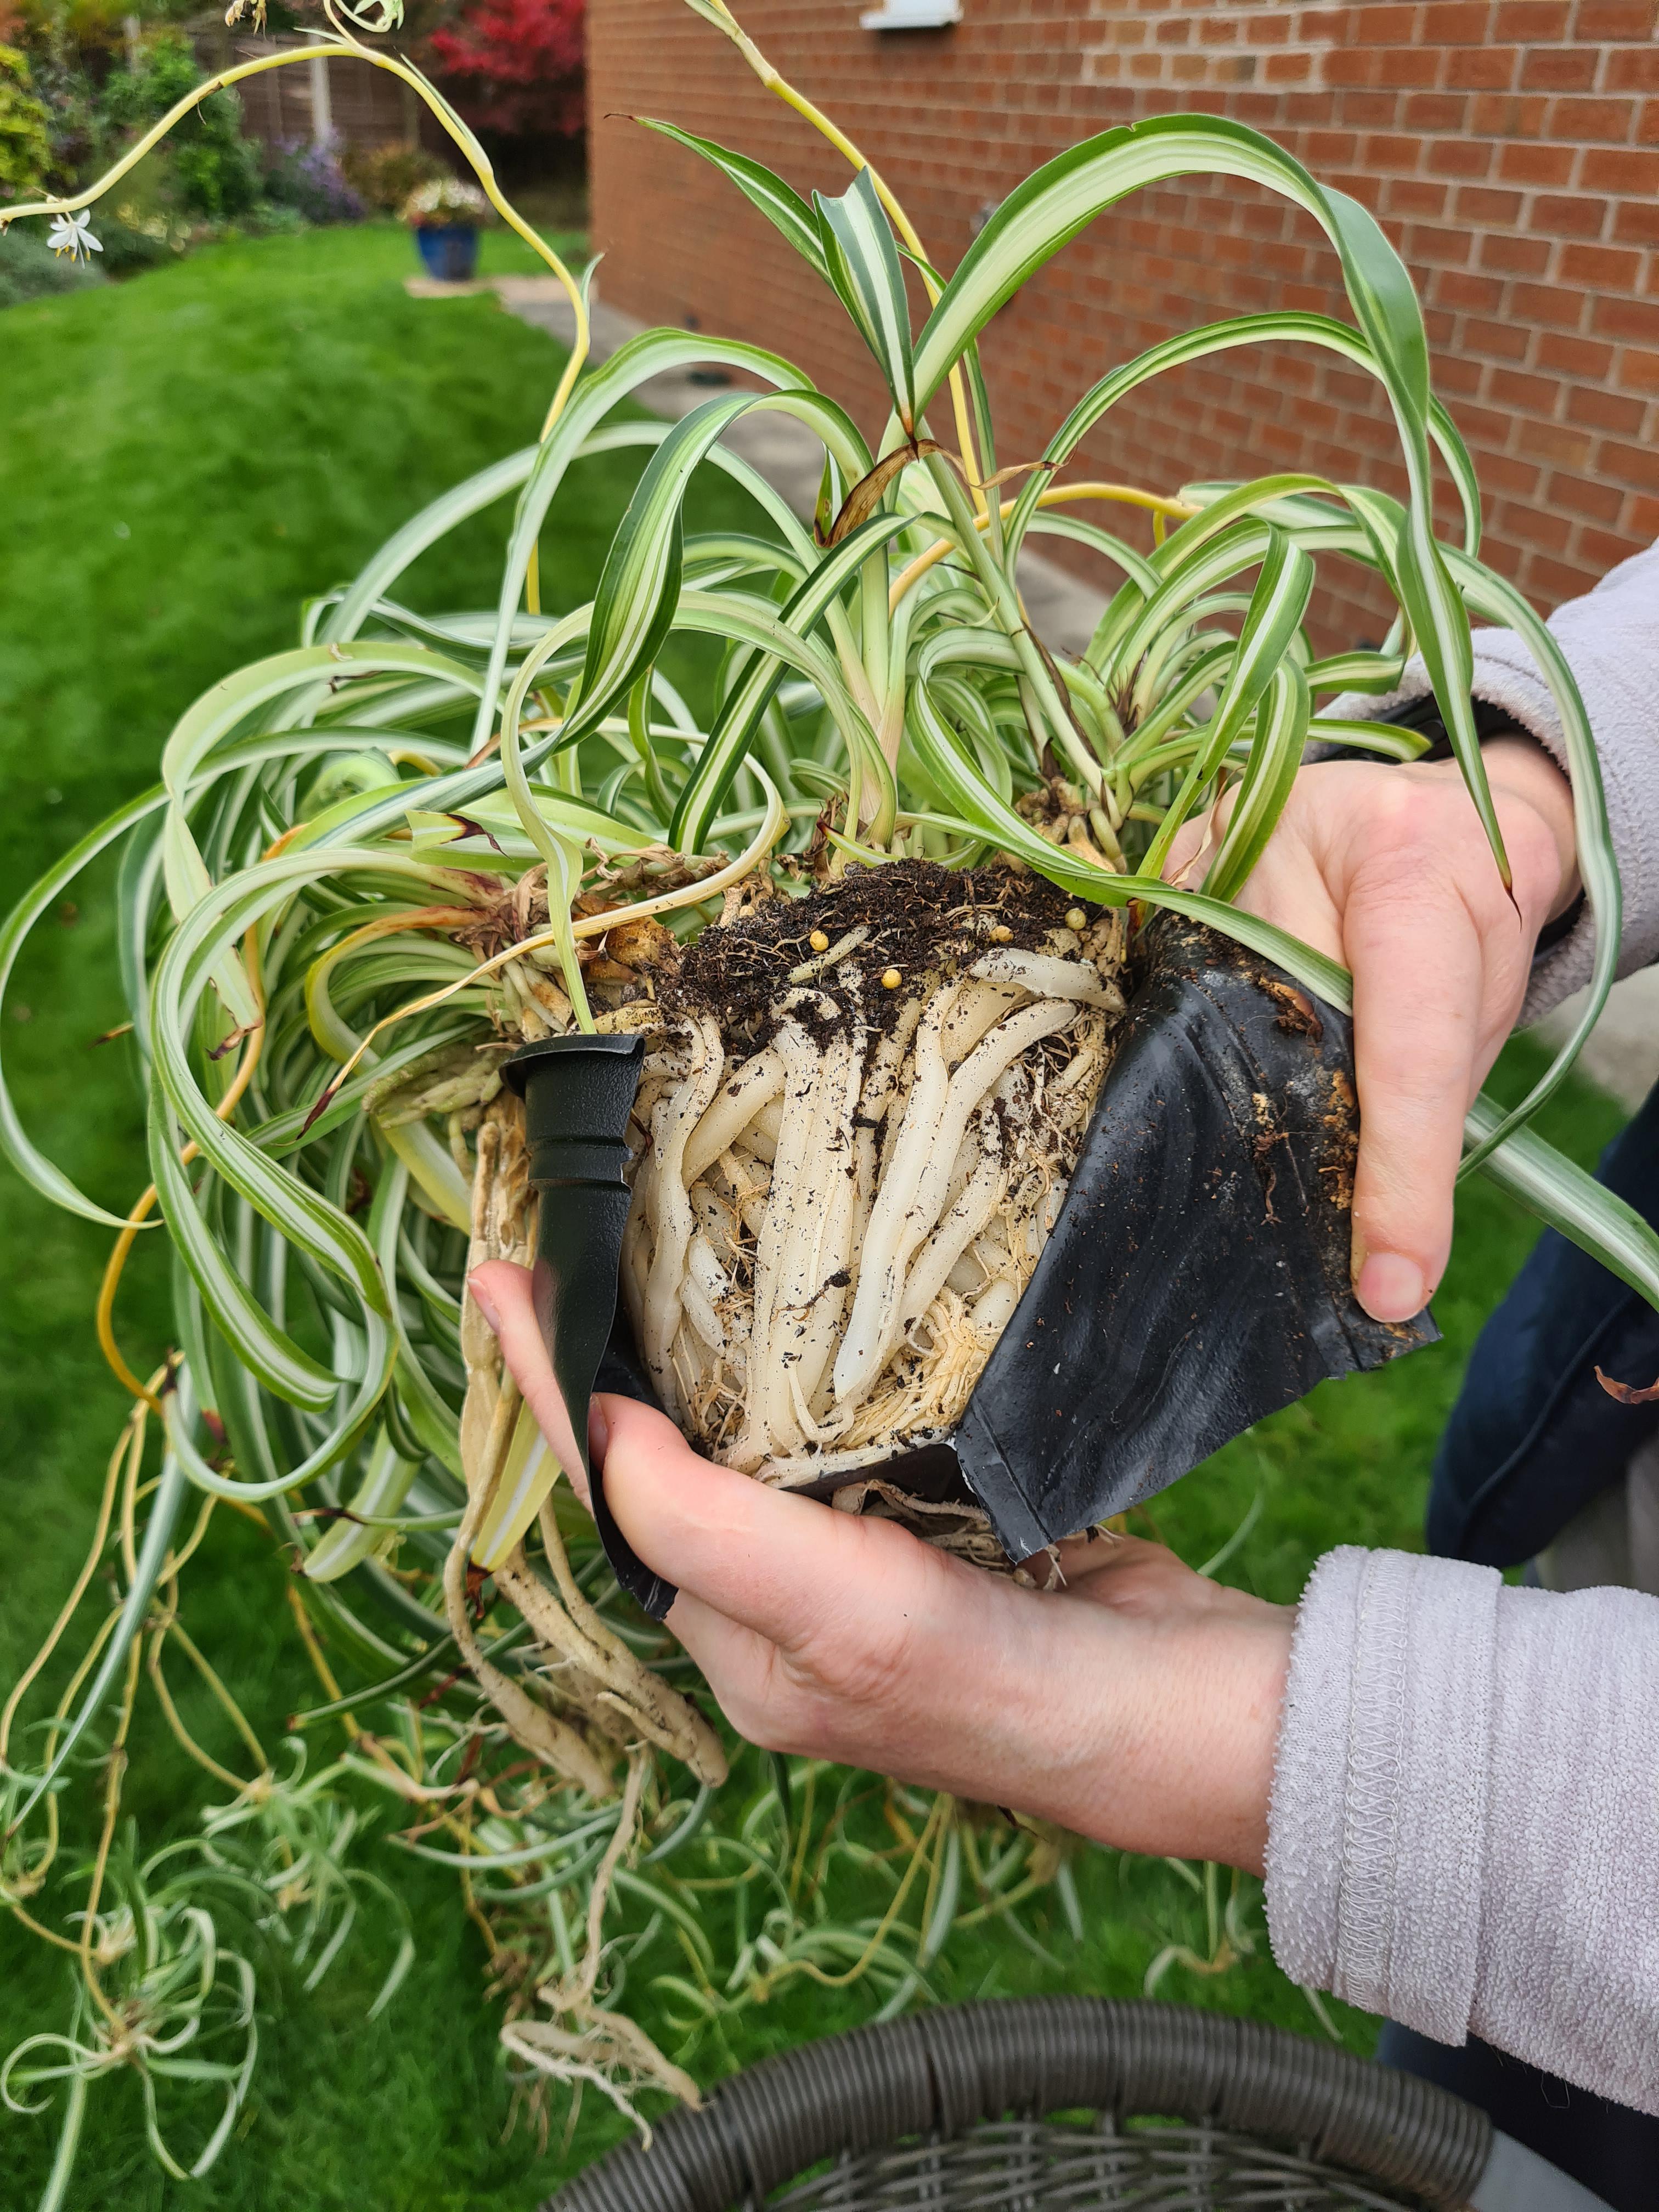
1167, 738, 1579, 1323
469, 1259, 1294, 1872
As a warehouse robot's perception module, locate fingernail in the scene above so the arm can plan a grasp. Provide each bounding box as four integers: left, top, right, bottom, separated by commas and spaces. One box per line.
587, 1397, 611, 1468
1356, 1252, 1427, 1323
467, 1272, 501, 1333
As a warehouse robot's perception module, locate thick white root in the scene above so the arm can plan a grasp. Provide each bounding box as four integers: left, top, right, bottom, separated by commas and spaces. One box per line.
832, 994, 1078, 1406
625, 910, 1122, 1527
640, 1013, 725, 1416
968, 946, 1125, 1012
682, 1046, 785, 1184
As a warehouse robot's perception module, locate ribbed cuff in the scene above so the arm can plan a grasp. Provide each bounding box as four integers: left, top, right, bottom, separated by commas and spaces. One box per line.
1265, 1547, 1502, 2044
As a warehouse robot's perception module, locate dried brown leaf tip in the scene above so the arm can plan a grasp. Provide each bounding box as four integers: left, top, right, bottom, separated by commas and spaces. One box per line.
820, 439, 943, 546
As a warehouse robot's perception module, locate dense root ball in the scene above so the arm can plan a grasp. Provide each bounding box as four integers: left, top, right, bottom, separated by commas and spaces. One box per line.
617, 864, 1128, 1552
441, 861, 1126, 1781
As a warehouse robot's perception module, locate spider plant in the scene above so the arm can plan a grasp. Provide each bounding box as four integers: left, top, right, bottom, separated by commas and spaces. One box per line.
4, 0, 1656, 2191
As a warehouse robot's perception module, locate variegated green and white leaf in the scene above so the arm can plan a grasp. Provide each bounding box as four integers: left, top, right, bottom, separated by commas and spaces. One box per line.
302, 1426, 422, 1582
1203, 661, 1311, 904
1006, 312, 1480, 567
908, 668, 1352, 1008
1466, 1094, 1659, 1308
149, 1084, 341, 1411
0, 783, 169, 1224
637, 119, 827, 278
471, 332, 864, 754
1136, 530, 1314, 878
1447, 551, 1620, 1171
815, 168, 917, 431
912, 114, 1501, 883
670, 512, 915, 850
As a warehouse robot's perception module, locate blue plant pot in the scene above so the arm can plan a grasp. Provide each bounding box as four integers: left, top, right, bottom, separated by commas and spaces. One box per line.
414, 225, 479, 283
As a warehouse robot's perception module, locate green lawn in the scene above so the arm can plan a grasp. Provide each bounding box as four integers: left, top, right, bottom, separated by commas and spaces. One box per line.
0, 223, 1630, 2210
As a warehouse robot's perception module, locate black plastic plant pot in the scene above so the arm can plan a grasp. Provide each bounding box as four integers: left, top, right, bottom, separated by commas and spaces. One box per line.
498, 1032, 658, 1607
939, 910, 1438, 1558
508, 914, 1436, 1620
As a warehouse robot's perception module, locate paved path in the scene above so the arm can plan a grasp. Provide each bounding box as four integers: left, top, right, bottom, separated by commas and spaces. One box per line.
1530, 966, 1659, 1113
419, 275, 1658, 1116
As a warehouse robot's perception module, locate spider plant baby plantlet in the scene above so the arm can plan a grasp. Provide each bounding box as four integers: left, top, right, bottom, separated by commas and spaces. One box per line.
4, 0, 1657, 2189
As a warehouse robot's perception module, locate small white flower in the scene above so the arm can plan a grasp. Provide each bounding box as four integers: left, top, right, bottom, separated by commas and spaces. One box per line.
47, 211, 102, 263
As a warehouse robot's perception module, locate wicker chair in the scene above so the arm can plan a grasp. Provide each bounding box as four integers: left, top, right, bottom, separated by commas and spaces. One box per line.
543, 1996, 1611, 2212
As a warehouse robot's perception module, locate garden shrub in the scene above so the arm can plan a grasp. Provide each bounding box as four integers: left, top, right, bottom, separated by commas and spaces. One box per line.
100, 28, 261, 219
428, 0, 585, 140
340, 137, 447, 212
0, 42, 49, 204
264, 139, 364, 224
91, 149, 192, 273
12, 22, 101, 187
0, 214, 103, 303
239, 197, 307, 236
97, 204, 181, 273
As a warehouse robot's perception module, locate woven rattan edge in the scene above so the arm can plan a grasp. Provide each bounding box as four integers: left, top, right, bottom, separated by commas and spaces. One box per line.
540, 1996, 1494, 2212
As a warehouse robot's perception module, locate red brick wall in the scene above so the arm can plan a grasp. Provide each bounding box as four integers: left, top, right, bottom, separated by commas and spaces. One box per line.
588, 0, 1659, 648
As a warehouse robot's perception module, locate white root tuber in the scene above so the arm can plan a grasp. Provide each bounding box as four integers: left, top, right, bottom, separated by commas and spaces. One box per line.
969, 946, 1126, 1012
832, 996, 1077, 1406
726, 1020, 854, 1468
744, 1096, 784, 1162
830, 984, 959, 1401
899, 1103, 1005, 1324
681, 1047, 786, 1185
787, 923, 870, 984
765, 1026, 862, 1425
641, 1014, 725, 1414
970, 1276, 1022, 1336
611, 891, 1123, 1537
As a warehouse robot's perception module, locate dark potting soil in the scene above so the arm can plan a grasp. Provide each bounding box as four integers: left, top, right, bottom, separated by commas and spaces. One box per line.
658, 859, 1109, 1047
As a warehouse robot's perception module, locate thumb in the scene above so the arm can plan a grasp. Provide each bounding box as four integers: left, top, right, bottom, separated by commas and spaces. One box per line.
470, 1256, 913, 1649
466, 1258, 591, 1498
1341, 868, 1486, 1321
596, 1393, 917, 1652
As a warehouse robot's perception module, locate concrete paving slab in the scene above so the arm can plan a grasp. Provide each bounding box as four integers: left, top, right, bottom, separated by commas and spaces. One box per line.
403, 275, 496, 298
1528, 966, 1659, 1113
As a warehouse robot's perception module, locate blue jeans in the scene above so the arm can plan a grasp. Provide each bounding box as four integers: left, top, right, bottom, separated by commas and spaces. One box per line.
1378, 1084, 1659, 2207
1376, 2024, 1657, 2211
1425, 1082, 1659, 1567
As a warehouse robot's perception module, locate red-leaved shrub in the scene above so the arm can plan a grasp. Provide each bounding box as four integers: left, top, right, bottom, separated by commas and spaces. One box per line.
428, 0, 585, 141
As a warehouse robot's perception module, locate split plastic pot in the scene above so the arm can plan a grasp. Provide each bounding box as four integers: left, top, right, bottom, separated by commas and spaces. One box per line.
502, 912, 1436, 1619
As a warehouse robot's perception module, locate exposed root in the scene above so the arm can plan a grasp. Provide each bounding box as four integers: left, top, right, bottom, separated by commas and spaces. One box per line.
622, 864, 1127, 1559
495, 1505, 726, 1785
453, 864, 1124, 1706
453, 1093, 724, 1793
835, 993, 1079, 1405
640, 1013, 725, 1402
500, 1753, 702, 2137
442, 1478, 616, 1799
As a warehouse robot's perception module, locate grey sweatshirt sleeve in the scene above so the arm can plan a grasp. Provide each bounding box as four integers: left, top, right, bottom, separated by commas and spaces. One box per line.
1331, 539, 1659, 1024
1264, 1547, 1659, 2112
